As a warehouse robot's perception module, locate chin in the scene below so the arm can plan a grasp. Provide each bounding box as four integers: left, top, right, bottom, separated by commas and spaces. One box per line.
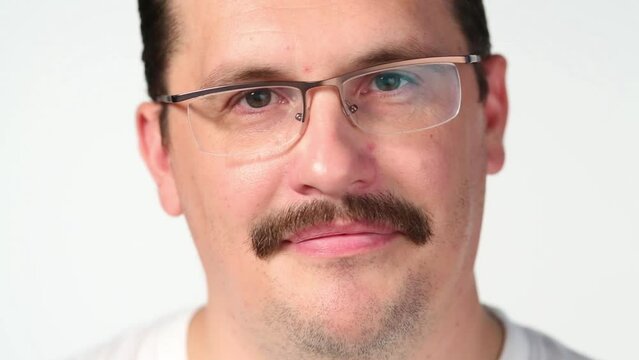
262, 266, 431, 357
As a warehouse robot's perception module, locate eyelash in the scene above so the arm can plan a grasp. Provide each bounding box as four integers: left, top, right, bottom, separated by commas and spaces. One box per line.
227, 89, 288, 114
355, 72, 419, 97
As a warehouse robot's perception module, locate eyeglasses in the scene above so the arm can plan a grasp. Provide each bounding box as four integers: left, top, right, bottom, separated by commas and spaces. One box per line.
156, 55, 481, 157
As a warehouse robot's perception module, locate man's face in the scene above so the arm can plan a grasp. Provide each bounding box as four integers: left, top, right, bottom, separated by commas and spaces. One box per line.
139, 0, 507, 357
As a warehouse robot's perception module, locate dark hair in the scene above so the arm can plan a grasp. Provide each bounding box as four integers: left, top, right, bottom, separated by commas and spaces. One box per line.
452, 0, 492, 100
138, 0, 178, 143
138, 0, 491, 142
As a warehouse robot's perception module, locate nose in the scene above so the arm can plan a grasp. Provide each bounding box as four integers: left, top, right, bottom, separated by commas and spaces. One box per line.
286, 86, 378, 199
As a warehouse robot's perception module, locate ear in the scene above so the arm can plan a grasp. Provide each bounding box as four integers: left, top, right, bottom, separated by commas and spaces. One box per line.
482, 55, 509, 175
136, 102, 183, 216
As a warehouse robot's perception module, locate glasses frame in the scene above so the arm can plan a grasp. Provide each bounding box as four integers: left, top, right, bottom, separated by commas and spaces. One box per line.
155, 55, 481, 108
155, 55, 481, 156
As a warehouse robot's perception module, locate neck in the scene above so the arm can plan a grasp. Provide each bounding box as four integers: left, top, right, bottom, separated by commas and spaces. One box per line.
188, 277, 504, 360
416, 277, 504, 360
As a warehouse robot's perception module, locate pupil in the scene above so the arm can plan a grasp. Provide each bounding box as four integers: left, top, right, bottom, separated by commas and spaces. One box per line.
375, 73, 401, 91
246, 89, 272, 108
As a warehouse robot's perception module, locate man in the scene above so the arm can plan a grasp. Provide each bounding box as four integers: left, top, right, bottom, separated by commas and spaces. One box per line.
78, 0, 590, 359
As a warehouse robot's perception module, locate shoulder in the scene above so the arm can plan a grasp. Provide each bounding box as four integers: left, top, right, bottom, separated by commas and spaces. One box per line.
69, 308, 198, 360
490, 307, 592, 360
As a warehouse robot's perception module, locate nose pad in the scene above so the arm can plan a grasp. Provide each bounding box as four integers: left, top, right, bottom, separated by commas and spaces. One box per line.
341, 100, 359, 127
302, 85, 362, 130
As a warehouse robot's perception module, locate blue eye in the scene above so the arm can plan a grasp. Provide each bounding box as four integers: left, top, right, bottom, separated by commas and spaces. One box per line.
373, 72, 411, 91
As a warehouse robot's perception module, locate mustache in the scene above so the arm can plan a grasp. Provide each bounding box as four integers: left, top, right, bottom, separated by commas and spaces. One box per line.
250, 193, 433, 259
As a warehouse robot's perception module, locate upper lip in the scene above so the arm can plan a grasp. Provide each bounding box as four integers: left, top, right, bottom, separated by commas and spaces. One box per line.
286, 221, 398, 244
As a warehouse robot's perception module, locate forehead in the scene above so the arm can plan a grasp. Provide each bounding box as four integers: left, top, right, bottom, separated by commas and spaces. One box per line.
169, 0, 466, 90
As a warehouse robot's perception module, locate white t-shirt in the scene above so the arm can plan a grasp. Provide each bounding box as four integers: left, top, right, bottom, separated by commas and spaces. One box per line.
72, 307, 591, 360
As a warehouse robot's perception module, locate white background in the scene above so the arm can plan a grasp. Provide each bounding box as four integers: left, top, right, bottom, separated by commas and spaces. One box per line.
1, 1, 637, 359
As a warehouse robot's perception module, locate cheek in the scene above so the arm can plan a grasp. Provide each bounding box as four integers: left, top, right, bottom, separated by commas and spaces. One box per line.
378, 129, 469, 222
376, 117, 484, 275
191, 161, 285, 241
169, 120, 288, 277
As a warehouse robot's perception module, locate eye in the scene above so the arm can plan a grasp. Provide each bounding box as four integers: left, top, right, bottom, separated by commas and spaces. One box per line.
242, 89, 273, 108
372, 72, 411, 92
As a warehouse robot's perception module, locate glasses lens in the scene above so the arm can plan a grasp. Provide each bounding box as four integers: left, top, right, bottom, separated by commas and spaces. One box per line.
342, 63, 461, 134
188, 86, 305, 156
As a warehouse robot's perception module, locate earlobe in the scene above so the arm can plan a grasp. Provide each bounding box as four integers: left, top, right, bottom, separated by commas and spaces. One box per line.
136, 102, 183, 216
482, 55, 509, 175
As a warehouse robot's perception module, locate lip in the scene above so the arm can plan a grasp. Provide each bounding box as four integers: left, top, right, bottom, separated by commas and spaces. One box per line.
284, 222, 400, 257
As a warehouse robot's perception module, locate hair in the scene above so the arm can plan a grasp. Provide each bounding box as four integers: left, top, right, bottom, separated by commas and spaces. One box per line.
138, 0, 178, 144
452, 0, 492, 101
138, 0, 492, 143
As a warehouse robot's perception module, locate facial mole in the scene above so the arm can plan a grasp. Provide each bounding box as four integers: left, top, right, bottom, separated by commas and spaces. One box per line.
302, 65, 313, 74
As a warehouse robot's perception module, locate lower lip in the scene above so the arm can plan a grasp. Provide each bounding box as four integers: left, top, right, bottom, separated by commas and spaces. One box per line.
287, 233, 397, 257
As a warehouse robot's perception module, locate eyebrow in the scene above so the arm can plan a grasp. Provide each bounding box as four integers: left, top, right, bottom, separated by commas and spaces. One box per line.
198, 41, 441, 90
351, 42, 441, 69
199, 67, 288, 90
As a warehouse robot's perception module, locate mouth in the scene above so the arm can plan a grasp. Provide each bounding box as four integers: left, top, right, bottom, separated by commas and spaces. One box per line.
283, 221, 400, 257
